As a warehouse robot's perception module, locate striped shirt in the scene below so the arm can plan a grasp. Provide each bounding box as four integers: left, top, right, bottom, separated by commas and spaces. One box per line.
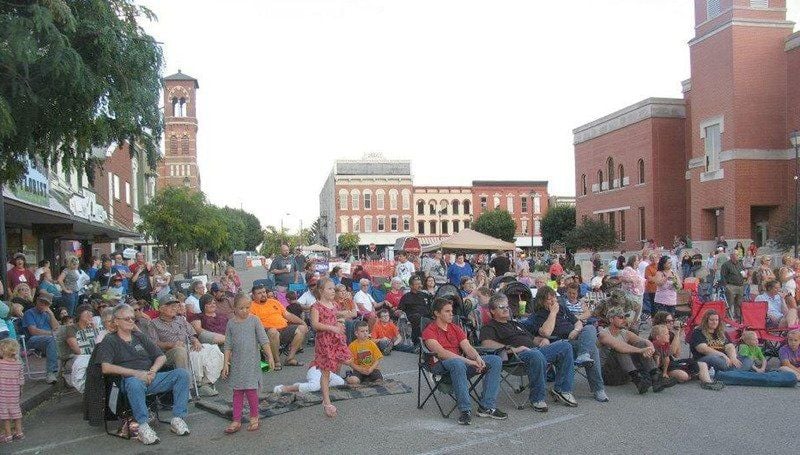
150, 316, 195, 343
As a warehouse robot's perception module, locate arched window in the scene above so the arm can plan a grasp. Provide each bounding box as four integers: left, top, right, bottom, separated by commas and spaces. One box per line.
581, 174, 587, 195
401, 189, 411, 210
172, 97, 187, 117
439, 199, 448, 215
350, 189, 360, 210
607, 157, 614, 189
533, 193, 541, 214
417, 200, 425, 215
493, 196, 500, 209
389, 189, 398, 210
376, 189, 385, 209
463, 200, 471, 214
453, 220, 460, 233
452, 200, 460, 215
618, 164, 625, 187
597, 170, 604, 191
169, 135, 178, 152
638, 159, 645, 184
339, 189, 348, 210
363, 189, 372, 209
181, 135, 190, 152
429, 200, 436, 215
429, 220, 437, 234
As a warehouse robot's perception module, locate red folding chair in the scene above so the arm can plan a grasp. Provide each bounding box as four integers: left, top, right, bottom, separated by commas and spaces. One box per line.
736, 301, 795, 360
683, 295, 739, 339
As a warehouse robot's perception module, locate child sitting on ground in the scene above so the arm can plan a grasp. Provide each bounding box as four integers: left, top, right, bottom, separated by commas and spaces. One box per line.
346, 321, 384, 385
371, 309, 401, 355
649, 325, 678, 392
778, 330, 800, 380
737, 330, 767, 373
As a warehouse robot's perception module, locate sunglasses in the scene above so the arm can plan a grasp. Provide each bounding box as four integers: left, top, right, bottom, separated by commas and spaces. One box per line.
115, 317, 135, 322
495, 305, 509, 310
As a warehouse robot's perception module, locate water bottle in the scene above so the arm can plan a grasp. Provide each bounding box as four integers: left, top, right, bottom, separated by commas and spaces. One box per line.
709, 367, 715, 379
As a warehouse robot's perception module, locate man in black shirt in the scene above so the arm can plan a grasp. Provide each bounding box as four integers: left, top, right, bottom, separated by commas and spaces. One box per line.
398, 275, 432, 344
489, 251, 511, 277
96, 304, 191, 445
480, 293, 577, 412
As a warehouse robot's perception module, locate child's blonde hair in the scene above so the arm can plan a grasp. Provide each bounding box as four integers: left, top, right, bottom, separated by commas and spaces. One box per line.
234, 292, 251, 309
0, 338, 20, 360
787, 329, 800, 340
741, 330, 759, 343
650, 324, 668, 338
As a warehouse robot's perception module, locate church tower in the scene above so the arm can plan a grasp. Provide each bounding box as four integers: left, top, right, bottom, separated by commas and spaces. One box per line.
158, 70, 202, 191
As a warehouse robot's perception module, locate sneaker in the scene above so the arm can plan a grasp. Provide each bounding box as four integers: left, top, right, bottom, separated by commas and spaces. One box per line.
593, 390, 610, 402
198, 384, 218, 397
701, 380, 725, 391
457, 410, 472, 425
574, 353, 594, 367
46, 372, 58, 384
549, 389, 578, 407
531, 400, 548, 412
273, 385, 285, 394
652, 376, 678, 393
137, 423, 160, 445
170, 417, 190, 436
476, 406, 508, 420
631, 372, 650, 395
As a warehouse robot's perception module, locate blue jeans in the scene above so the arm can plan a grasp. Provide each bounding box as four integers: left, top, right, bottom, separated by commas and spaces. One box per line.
63, 292, 79, 316
567, 325, 604, 393
642, 293, 655, 315
697, 354, 733, 372
433, 355, 502, 412
27, 335, 58, 373
519, 340, 574, 403
123, 369, 190, 424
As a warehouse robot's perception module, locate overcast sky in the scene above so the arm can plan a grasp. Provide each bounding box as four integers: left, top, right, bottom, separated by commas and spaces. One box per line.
140, 0, 799, 233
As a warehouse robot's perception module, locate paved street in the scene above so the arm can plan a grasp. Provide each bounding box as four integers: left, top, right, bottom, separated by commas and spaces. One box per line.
8, 267, 800, 455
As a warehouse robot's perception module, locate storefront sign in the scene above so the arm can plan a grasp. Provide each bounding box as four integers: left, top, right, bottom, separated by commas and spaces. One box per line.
10, 159, 49, 207
69, 191, 108, 223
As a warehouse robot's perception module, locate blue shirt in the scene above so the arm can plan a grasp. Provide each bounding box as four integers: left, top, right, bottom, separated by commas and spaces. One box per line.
447, 262, 474, 287
113, 264, 131, 293
22, 307, 53, 336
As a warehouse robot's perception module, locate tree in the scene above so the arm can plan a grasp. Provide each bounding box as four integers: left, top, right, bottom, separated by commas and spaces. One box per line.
541, 205, 576, 248
220, 207, 263, 252
137, 186, 209, 270
337, 233, 360, 255
0, 0, 163, 183
564, 218, 618, 252
259, 226, 295, 257
473, 209, 516, 242
307, 217, 324, 244
772, 205, 797, 253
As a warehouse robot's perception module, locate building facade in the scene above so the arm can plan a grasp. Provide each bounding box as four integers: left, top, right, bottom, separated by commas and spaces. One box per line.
412, 186, 474, 245
471, 181, 548, 248
158, 70, 202, 191
574, 0, 800, 252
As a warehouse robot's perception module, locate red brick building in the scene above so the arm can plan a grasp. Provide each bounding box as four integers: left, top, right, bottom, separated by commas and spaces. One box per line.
158, 70, 201, 191
575, 0, 800, 252
471, 181, 549, 248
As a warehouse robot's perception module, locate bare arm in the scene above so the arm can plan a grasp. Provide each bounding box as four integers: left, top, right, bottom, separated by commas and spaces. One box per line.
283, 309, 305, 326
310, 307, 340, 334
598, 330, 651, 355
190, 319, 203, 334
537, 306, 559, 338
67, 336, 81, 355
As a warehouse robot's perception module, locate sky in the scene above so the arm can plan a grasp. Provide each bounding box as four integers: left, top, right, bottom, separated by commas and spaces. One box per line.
139, 0, 799, 233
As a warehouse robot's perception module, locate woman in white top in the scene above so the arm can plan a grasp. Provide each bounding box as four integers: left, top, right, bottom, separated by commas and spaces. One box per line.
779, 255, 796, 297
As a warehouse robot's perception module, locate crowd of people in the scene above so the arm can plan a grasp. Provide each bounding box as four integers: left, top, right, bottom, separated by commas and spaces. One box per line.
2, 238, 800, 445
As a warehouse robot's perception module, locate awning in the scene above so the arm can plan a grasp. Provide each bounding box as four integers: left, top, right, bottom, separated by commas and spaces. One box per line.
421, 229, 516, 253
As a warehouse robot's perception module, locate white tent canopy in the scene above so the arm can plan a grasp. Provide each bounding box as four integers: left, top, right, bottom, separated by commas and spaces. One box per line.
304, 244, 331, 252
421, 229, 516, 253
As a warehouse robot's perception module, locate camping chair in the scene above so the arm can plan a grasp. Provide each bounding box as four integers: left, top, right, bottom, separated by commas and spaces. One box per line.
18, 334, 47, 380
102, 373, 172, 439
683, 297, 738, 339
497, 349, 529, 410
733, 301, 795, 360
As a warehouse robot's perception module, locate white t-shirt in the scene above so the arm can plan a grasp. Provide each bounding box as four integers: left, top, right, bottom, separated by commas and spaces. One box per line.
353, 290, 376, 312
395, 261, 416, 283
637, 261, 649, 278
185, 295, 201, 314
297, 290, 316, 308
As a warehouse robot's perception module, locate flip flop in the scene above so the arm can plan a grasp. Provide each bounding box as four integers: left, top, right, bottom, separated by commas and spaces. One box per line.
224, 422, 241, 434
272, 363, 283, 371
285, 358, 304, 367
323, 404, 337, 418
247, 419, 260, 431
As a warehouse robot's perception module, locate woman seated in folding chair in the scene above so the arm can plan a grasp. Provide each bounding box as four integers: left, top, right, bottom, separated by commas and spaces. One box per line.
422, 297, 507, 426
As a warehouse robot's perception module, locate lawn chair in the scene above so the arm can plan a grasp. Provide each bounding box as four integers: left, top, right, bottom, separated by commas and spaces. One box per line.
683, 297, 738, 339
102, 373, 172, 439
497, 349, 529, 410
733, 301, 796, 360
18, 334, 47, 380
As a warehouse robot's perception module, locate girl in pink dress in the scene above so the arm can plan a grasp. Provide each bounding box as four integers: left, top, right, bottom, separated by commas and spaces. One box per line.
310, 277, 354, 418
0, 339, 24, 443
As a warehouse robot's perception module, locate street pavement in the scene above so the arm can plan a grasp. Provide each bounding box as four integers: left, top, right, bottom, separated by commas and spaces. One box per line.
8, 267, 800, 454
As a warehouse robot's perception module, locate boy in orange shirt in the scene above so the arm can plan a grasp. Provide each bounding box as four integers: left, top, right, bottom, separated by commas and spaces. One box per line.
346, 321, 384, 384
371, 308, 402, 355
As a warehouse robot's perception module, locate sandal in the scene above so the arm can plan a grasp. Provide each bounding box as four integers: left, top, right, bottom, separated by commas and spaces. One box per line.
272, 363, 283, 371
0, 435, 12, 443
323, 403, 337, 418
224, 422, 242, 434
285, 358, 305, 367
12, 433, 24, 441
247, 418, 260, 431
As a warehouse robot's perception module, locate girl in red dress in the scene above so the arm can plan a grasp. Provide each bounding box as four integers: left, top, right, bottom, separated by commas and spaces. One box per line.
310, 277, 354, 418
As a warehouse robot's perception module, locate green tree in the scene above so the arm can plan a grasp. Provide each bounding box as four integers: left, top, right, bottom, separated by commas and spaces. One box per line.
473, 209, 516, 242
220, 207, 263, 252
541, 205, 576, 248
137, 186, 209, 270
337, 233, 360, 255
306, 217, 324, 244
0, 0, 163, 183
565, 218, 618, 252
773, 205, 798, 253
259, 226, 295, 257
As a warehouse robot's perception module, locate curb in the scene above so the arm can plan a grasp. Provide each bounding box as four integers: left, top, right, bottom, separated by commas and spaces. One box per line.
22, 383, 59, 414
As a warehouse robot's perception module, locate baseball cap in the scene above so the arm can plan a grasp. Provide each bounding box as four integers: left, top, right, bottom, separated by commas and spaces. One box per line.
159, 294, 181, 306
36, 291, 54, 305
209, 282, 221, 293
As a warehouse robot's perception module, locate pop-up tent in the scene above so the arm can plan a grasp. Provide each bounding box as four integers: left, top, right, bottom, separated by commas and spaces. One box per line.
421, 229, 516, 253
305, 243, 331, 252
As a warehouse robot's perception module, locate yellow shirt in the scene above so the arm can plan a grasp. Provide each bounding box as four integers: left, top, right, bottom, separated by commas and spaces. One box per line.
250, 299, 287, 330
348, 338, 383, 368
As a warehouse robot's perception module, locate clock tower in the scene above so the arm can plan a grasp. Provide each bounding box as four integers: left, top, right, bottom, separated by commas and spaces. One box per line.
158, 70, 201, 191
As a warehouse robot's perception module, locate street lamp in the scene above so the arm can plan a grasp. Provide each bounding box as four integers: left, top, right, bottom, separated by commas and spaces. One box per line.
529, 190, 535, 254
791, 131, 800, 258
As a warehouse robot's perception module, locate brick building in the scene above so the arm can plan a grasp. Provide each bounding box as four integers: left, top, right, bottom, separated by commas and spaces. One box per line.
574, 0, 800, 253
412, 186, 474, 246
471, 181, 548, 248
158, 70, 202, 191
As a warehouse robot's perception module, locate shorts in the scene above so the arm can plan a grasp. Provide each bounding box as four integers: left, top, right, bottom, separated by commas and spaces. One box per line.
278, 324, 300, 345
347, 369, 383, 383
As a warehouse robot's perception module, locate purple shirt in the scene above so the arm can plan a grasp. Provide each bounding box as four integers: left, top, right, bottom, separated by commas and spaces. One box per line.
192, 313, 228, 335
779, 345, 800, 367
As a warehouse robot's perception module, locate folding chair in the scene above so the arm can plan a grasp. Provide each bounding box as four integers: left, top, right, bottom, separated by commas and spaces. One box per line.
416, 338, 488, 418
683, 297, 738, 339
18, 334, 47, 380
734, 301, 795, 360
498, 350, 529, 410
103, 374, 171, 439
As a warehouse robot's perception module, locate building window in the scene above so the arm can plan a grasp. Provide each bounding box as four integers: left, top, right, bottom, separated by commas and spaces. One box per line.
417, 200, 425, 215
522, 219, 528, 234
429, 220, 437, 234
581, 175, 587, 195
125, 182, 131, 205
376, 190, 385, 209
534, 218, 541, 236
402, 189, 411, 210
452, 200, 460, 215
599, 212, 604, 224
340, 216, 349, 233
390, 216, 398, 232
453, 220, 460, 233
352, 216, 361, 233
608, 211, 615, 233
533, 194, 541, 214
464, 200, 471, 214
607, 157, 615, 189
506, 196, 514, 213
364, 216, 372, 233
618, 165, 625, 187
493, 196, 500, 209
597, 170, 604, 191
704, 123, 722, 172
441, 220, 449, 234
339, 189, 348, 210
113, 174, 120, 200
480, 197, 487, 210
403, 217, 411, 232
429, 201, 436, 215
464, 219, 471, 229
389, 189, 398, 210
750, 0, 768, 7
170, 136, 178, 152
521, 197, 528, 213
639, 207, 646, 241
363, 190, 372, 210
378, 217, 385, 232
619, 210, 626, 241
439, 200, 448, 215
351, 190, 360, 210
418, 220, 425, 234
707, 0, 721, 19
638, 159, 645, 184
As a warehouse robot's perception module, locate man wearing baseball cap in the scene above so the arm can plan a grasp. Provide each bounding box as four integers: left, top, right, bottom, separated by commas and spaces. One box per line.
209, 282, 235, 317
21, 291, 60, 383
597, 307, 658, 395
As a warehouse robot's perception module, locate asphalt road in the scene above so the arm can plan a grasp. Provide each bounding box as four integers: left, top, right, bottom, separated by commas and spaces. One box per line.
8, 267, 800, 455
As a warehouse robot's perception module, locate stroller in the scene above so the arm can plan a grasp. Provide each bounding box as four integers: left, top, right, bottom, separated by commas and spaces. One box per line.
502, 281, 533, 318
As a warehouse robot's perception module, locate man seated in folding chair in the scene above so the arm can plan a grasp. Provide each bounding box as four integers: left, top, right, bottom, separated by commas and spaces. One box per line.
479, 294, 577, 412
21, 291, 60, 383
755, 280, 799, 328
95, 304, 191, 445
422, 297, 507, 425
